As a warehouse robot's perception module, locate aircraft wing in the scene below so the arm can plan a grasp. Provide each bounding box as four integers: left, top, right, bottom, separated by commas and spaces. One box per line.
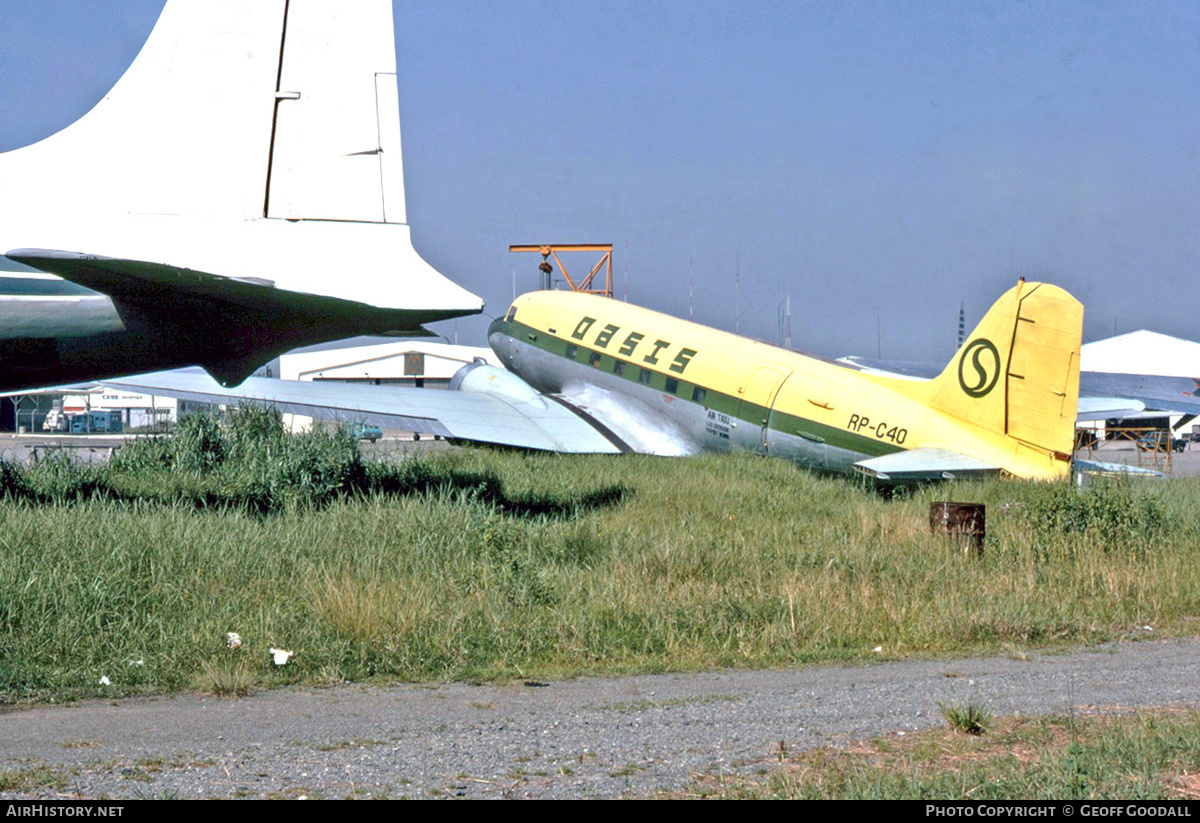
93, 368, 626, 454
555, 383, 701, 457
852, 448, 1003, 482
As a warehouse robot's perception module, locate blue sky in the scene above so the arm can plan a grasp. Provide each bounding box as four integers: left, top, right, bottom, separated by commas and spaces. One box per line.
2, 1, 1197, 362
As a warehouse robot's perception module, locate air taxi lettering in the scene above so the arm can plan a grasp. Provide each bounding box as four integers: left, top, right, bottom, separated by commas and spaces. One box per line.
847, 414, 907, 444
705, 408, 732, 440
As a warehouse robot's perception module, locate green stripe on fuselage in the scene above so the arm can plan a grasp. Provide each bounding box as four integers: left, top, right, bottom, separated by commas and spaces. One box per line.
492, 316, 901, 458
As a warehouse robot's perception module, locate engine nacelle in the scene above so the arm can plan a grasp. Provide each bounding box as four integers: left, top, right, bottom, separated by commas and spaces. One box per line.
449, 361, 544, 406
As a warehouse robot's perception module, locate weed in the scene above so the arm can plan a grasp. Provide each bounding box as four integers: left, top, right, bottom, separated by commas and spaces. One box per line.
609, 763, 646, 777
194, 656, 256, 698
1027, 480, 1172, 559
0, 458, 31, 499
0, 765, 67, 793
940, 701, 992, 735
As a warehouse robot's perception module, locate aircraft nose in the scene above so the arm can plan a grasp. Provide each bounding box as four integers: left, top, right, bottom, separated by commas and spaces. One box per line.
487, 321, 514, 366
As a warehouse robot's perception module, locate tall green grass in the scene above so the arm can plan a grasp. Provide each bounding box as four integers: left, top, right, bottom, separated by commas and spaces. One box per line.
1, 413, 1198, 702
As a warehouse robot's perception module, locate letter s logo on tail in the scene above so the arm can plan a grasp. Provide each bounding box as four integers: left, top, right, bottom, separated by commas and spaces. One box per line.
957, 338, 1000, 398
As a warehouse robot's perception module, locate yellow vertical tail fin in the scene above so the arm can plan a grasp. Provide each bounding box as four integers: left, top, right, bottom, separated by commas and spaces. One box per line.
930, 280, 1082, 466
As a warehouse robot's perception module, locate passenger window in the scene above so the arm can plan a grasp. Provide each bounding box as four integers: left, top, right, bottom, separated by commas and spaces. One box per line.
638, 368, 652, 385
665, 377, 679, 394
613, 361, 625, 376
691, 386, 707, 405
566, 344, 578, 359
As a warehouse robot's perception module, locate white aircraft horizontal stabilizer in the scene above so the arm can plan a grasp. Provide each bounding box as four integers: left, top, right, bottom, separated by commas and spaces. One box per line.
853, 448, 1002, 482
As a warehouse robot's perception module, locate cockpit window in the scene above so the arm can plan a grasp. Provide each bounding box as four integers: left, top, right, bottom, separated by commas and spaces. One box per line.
505, 307, 517, 323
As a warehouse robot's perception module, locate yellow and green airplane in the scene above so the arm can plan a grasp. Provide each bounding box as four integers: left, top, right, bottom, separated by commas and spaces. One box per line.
483, 278, 1081, 481
93, 278, 1084, 484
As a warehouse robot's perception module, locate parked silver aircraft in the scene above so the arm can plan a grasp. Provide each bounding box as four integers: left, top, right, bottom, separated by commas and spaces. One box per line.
0, 0, 482, 392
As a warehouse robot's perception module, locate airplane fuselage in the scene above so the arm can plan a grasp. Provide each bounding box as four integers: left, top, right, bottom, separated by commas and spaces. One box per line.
487, 291, 1072, 480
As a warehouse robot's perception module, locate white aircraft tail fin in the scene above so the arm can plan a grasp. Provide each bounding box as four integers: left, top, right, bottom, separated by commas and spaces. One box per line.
0, 0, 482, 316
5, 1, 407, 225
4, 1, 285, 222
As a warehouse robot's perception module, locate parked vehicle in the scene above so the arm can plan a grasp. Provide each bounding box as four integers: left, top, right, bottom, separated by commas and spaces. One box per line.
1136, 431, 1186, 453
64, 410, 123, 435
348, 423, 382, 443
42, 407, 66, 432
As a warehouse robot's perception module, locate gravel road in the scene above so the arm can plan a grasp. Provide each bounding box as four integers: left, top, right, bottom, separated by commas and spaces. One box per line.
2, 636, 1199, 799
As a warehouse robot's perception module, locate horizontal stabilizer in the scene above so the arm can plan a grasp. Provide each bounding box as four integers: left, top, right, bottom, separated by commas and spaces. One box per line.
7, 250, 462, 329
1073, 459, 1163, 479
1077, 397, 1146, 421
853, 448, 1002, 483
93, 370, 624, 454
